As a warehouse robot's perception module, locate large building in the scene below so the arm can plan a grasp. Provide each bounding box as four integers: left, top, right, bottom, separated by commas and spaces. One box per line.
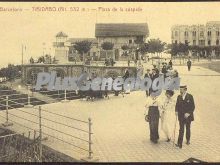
95, 23, 149, 60
53, 23, 149, 63
171, 21, 220, 47
53, 32, 69, 63
53, 32, 98, 63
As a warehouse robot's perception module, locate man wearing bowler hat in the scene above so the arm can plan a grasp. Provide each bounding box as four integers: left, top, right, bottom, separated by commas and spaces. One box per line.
175, 85, 195, 148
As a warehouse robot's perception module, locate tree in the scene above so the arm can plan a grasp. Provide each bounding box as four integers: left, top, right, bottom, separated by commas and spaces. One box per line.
178, 43, 189, 55
189, 45, 200, 56
134, 36, 144, 45
121, 45, 129, 56
168, 43, 189, 57
167, 43, 178, 56
0, 64, 21, 81
147, 38, 166, 56
138, 43, 148, 55
101, 42, 114, 50
101, 42, 114, 59
73, 40, 92, 62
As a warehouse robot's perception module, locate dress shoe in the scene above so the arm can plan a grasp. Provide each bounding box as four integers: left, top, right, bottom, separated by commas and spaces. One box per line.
153, 140, 158, 144
175, 144, 182, 149
151, 139, 158, 144
186, 141, 190, 145
166, 138, 171, 142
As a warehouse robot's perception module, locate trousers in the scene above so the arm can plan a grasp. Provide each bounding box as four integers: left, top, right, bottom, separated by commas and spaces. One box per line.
148, 106, 159, 141
177, 119, 191, 146
188, 65, 191, 71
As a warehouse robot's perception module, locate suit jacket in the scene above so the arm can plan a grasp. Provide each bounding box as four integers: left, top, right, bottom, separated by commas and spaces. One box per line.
151, 73, 159, 81
175, 93, 195, 122
123, 71, 130, 80
144, 73, 151, 78
187, 60, 192, 66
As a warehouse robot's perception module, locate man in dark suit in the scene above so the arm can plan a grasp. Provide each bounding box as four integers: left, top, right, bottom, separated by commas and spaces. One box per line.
187, 59, 192, 71
175, 85, 195, 148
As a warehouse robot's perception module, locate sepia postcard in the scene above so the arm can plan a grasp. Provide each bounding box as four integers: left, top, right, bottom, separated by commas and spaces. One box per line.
0, 1, 219, 163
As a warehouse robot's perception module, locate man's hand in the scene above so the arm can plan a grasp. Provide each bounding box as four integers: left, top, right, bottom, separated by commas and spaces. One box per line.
184, 113, 190, 119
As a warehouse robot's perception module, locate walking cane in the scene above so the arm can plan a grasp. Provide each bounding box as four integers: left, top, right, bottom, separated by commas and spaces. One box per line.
173, 115, 178, 147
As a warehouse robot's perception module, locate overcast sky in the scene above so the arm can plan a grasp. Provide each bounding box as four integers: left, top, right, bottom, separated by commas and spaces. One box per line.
0, 2, 220, 68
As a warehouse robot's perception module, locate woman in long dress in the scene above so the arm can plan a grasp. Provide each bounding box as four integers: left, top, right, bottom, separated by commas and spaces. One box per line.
160, 90, 175, 142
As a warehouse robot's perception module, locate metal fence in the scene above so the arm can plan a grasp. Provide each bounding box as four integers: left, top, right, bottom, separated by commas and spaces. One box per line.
0, 92, 94, 161
0, 132, 42, 162
0, 88, 80, 108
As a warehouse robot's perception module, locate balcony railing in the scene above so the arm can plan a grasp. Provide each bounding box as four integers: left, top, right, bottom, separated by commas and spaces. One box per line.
53, 42, 65, 47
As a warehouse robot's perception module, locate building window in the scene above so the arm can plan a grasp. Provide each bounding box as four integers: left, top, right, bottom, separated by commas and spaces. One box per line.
192, 31, 196, 37
208, 31, 212, 37
129, 39, 132, 44
208, 40, 211, 46
175, 31, 178, 37
184, 31, 188, 37
199, 40, 205, 46
216, 31, 220, 37
200, 31, 204, 37
172, 31, 174, 38
175, 40, 177, 44
193, 40, 196, 45
216, 40, 219, 45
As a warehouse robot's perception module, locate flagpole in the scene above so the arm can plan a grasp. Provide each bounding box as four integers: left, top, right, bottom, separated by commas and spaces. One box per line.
21, 44, 24, 83
22, 44, 24, 66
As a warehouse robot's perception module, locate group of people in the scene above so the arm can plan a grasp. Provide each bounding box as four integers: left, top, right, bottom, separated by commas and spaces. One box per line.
144, 64, 195, 149
144, 61, 178, 97
105, 58, 115, 66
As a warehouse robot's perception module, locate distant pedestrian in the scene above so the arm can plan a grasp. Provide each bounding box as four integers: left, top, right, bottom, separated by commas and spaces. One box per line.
144, 69, 151, 97
172, 70, 179, 78
175, 85, 195, 149
161, 65, 168, 81
110, 58, 115, 66
123, 69, 130, 81
187, 59, 192, 71
169, 60, 173, 69
134, 59, 137, 66
128, 59, 130, 67
153, 65, 159, 76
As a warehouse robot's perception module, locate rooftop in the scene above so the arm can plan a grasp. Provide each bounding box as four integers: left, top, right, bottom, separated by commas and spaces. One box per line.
66, 38, 97, 43
56, 31, 68, 38
95, 23, 149, 37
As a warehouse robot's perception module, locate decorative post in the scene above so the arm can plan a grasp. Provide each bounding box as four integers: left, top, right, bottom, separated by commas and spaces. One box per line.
24, 85, 33, 108
88, 118, 92, 159
2, 96, 13, 127
81, 118, 98, 162
34, 130, 36, 140
61, 89, 70, 103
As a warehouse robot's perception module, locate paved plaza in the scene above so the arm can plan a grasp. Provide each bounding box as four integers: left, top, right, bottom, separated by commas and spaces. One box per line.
0, 64, 220, 162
